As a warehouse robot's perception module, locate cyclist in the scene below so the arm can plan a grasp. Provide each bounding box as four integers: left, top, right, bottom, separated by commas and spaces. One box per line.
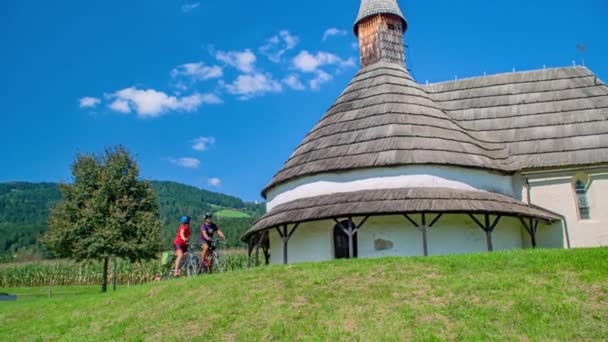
173, 216, 191, 277
199, 213, 225, 268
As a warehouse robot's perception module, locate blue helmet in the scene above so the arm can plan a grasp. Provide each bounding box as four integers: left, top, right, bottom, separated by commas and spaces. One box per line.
180, 216, 190, 224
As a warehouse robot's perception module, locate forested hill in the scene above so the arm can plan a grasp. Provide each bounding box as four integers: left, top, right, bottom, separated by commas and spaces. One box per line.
0, 181, 265, 260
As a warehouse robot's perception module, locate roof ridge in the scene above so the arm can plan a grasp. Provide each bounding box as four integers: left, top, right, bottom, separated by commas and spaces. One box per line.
424, 66, 592, 88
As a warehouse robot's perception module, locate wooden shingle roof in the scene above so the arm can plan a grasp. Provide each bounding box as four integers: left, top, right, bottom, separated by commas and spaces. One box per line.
243, 187, 562, 240
262, 63, 608, 197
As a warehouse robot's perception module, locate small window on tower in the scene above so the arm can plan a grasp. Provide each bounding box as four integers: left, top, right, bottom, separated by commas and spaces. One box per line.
387, 23, 398, 31
574, 180, 591, 220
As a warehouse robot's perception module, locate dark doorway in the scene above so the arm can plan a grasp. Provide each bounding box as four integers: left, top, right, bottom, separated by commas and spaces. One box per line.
333, 220, 357, 259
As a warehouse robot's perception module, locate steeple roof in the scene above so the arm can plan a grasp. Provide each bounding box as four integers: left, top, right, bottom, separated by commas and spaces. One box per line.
354, 0, 407, 35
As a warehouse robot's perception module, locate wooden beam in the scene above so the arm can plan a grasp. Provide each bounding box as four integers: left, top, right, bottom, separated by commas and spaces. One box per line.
421, 213, 428, 257
429, 213, 443, 228
246, 235, 254, 268
403, 214, 419, 227
282, 225, 288, 264
484, 214, 493, 252
287, 223, 299, 240
356, 216, 370, 230
347, 217, 354, 259
519, 217, 538, 248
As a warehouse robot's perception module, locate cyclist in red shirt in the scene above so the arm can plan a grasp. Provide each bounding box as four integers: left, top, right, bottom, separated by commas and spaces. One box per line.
173, 216, 191, 276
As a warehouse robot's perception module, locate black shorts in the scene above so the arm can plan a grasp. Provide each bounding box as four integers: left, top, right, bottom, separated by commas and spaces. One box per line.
201, 239, 212, 247
174, 243, 188, 253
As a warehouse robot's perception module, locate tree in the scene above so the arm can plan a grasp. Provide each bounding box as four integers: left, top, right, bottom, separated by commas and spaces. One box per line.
41, 146, 162, 292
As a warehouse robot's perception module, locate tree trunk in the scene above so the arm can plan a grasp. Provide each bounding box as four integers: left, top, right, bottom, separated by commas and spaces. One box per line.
102, 257, 108, 293
112, 257, 117, 291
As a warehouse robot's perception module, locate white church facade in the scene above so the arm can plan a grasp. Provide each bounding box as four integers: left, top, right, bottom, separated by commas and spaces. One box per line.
242, 0, 608, 265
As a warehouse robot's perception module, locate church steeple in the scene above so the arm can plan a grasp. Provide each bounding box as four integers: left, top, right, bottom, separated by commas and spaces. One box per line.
354, 0, 408, 68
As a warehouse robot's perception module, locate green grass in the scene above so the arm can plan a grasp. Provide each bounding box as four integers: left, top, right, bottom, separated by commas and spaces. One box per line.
214, 209, 251, 218
1, 248, 607, 341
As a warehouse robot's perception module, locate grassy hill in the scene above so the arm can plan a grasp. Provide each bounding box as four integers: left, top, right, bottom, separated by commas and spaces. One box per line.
0, 181, 264, 259
1, 248, 607, 340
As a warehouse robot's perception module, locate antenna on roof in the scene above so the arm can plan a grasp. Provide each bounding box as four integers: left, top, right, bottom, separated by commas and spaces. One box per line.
576, 44, 586, 66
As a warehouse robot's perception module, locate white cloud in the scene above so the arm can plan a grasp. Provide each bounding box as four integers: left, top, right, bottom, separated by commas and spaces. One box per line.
169, 157, 200, 169
171, 62, 223, 81
192, 136, 216, 151
107, 87, 222, 117
108, 99, 131, 113
207, 178, 222, 187
292, 51, 356, 73
260, 30, 299, 63
310, 70, 333, 90
215, 49, 257, 73
181, 2, 200, 13
322, 28, 348, 42
223, 73, 282, 100
283, 74, 305, 91
79, 97, 101, 108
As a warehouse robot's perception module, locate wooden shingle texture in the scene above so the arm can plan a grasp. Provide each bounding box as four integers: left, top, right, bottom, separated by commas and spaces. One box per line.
263, 63, 608, 197
244, 187, 562, 239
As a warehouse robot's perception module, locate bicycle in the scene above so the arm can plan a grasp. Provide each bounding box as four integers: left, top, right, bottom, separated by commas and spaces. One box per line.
162, 240, 203, 279
201, 240, 227, 274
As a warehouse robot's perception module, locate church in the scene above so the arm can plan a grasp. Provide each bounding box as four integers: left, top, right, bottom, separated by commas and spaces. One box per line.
242, 0, 608, 265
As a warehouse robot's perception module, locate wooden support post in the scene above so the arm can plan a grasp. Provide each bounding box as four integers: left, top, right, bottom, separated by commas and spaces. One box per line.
247, 236, 254, 268
276, 224, 299, 265
470, 214, 502, 252
519, 217, 539, 248
334, 216, 368, 259
345, 217, 353, 259
262, 231, 271, 265
403, 213, 442, 257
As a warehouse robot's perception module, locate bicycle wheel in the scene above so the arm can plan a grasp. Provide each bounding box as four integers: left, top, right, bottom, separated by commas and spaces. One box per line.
163, 255, 176, 279
212, 252, 227, 273
187, 255, 202, 277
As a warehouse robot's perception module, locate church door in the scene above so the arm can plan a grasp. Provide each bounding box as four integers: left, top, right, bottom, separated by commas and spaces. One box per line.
333, 220, 357, 259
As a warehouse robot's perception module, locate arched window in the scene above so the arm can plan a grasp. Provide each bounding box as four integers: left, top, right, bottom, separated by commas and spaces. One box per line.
574, 180, 591, 220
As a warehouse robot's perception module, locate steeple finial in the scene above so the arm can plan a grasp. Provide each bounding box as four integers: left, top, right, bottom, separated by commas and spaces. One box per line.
354, 0, 408, 68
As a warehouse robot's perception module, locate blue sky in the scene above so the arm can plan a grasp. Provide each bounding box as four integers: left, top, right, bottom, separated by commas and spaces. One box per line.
1, 0, 606, 202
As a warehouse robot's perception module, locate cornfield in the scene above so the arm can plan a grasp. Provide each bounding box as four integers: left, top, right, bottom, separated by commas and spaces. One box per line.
0, 249, 248, 288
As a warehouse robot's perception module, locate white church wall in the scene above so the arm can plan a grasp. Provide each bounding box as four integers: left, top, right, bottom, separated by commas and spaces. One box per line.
536, 221, 566, 249
427, 214, 487, 255
492, 216, 525, 251
525, 166, 608, 248
357, 215, 423, 258
266, 165, 516, 211
269, 220, 334, 264
269, 213, 530, 264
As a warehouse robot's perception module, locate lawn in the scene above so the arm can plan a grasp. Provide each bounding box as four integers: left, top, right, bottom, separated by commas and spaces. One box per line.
1, 248, 606, 341
214, 209, 251, 218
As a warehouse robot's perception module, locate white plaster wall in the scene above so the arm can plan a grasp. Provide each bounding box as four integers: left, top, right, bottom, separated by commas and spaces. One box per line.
269, 220, 334, 265
525, 167, 608, 248
488, 216, 525, 251
269, 214, 530, 264
267, 165, 516, 211
357, 215, 423, 258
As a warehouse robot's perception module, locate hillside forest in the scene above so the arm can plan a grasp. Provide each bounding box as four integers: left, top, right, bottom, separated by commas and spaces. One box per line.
0, 181, 264, 261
